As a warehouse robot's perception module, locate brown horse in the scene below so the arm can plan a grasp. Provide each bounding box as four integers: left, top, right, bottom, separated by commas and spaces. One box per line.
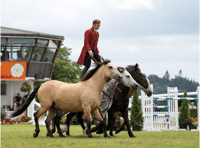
10, 60, 123, 138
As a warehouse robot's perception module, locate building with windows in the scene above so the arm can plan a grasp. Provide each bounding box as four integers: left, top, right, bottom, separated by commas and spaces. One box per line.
1, 27, 64, 119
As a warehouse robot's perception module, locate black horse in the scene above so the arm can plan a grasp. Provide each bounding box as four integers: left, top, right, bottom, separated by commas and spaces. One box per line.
51, 64, 152, 137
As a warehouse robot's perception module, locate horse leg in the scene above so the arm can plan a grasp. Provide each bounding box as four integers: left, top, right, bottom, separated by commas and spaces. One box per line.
65, 112, 76, 136
109, 116, 116, 137
33, 108, 47, 138
92, 109, 110, 138
91, 109, 106, 134
82, 107, 93, 138
55, 113, 65, 137
92, 123, 101, 133
115, 121, 125, 134
106, 109, 115, 136
45, 108, 57, 138
123, 109, 136, 138
76, 112, 87, 136
51, 115, 57, 134
51, 110, 62, 135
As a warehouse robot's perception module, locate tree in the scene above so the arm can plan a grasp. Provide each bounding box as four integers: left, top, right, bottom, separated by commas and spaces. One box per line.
163, 70, 170, 80
52, 46, 82, 83
130, 89, 144, 127
179, 91, 190, 127
178, 69, 182, 77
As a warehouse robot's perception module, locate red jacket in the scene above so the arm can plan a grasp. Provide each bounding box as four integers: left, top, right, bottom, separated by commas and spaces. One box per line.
77, 26, 99, 65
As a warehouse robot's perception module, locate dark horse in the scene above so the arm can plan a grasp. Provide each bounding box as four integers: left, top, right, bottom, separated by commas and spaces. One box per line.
51, 64, 152, 138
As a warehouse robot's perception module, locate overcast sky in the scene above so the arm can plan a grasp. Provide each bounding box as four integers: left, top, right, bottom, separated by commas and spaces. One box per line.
1, 0, 199, 83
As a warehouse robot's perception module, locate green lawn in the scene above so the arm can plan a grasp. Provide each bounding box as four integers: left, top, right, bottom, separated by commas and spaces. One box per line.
1, 124, 199, 148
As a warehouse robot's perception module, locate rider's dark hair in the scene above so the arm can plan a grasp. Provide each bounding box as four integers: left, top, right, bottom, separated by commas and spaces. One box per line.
93, 19, 101, 25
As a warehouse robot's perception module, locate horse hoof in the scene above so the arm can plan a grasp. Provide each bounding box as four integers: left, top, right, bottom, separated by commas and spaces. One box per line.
46, 133, 54, 138
130, 135, 136, 138
115, 130, 120, 134
105, 136, 110, 138
59, 134, 65, 137
66, 133, 71, 136
33, 133, 38, 138
88, 135, 93, 138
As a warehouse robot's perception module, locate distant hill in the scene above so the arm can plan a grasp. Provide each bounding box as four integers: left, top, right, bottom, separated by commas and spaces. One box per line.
145, 74, 199, 95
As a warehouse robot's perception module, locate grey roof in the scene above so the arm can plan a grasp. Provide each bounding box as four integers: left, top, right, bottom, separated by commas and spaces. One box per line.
1, 26, 64, 40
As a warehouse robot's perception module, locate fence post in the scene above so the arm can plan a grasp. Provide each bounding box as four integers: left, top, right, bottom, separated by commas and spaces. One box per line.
197, 86, 200, 131
141, 88, 145, 130
174, 87, 179, 130
150, 84, 153, 131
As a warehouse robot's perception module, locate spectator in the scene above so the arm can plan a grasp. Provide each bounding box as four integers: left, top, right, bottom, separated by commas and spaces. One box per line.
10, 103, 17, 111
25, 54, 29, 61
14, 93, 22, 106
24, 92, 30, 100
32, 54, 39, 61
3, 105, 9, 111
16, 53, 23, 61
189, 102, 196, 109
21, 96, 27, 104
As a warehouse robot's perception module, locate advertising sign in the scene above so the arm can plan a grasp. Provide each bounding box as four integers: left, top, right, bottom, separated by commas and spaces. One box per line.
1, 62, 27, 80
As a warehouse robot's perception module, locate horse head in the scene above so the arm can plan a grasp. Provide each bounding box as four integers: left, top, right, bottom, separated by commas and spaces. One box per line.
117, 67, 138, 90
126, 64, 152, 97
102, 60, 123, 83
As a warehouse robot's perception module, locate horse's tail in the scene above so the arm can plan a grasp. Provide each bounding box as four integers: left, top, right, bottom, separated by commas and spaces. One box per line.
10, 85, 41, 118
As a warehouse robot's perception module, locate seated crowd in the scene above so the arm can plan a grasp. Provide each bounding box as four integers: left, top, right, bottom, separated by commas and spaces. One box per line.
3, 92, 30, 112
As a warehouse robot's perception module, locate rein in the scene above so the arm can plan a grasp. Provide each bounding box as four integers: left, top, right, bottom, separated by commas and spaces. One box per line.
89, 55, 122, 93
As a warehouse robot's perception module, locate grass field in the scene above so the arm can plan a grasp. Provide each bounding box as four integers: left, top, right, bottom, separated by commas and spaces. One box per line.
1, 124, 199, 148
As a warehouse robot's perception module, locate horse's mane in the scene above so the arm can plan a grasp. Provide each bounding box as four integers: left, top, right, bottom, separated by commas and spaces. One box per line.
81, 59, 111, 81
126, 64, 138, 73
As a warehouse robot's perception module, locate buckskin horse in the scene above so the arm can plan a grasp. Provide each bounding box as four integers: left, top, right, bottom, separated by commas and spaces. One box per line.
10, 60, 126, 138
51, 67, 139, 137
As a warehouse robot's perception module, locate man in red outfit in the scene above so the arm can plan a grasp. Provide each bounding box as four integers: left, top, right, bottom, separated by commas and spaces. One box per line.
77, 19, 102, 80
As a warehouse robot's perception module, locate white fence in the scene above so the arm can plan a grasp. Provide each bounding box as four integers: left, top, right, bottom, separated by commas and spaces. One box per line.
140, 86, 200, 131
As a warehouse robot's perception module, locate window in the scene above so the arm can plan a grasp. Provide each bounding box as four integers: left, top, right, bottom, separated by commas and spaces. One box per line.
42, 48, 56, 62
6, 47, 33, 61
31, 47, 45, 61
6, 47, 22, 61
1, 38, 6, 46
38, 39, 48, 46
21, 47, 33, 61
8, 38, 35, 46
1, 84, 6, 95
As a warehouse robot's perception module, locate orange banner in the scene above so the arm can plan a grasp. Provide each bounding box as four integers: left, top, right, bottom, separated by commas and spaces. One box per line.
1, 62, 27, 80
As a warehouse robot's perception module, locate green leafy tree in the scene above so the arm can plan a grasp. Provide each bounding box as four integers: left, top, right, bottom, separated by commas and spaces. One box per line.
52, 46, 82, 83
178, 69, 182, 77
179, 91, 190, 126
130, 89, 144, 126
163, 70, 170, 80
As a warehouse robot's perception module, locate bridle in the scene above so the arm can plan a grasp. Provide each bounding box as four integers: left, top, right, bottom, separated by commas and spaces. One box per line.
90, 55, 122, 92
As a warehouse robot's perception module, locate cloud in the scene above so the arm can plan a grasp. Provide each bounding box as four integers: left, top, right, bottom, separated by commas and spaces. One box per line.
107, 0, 157, 10
1, 0, 199, 83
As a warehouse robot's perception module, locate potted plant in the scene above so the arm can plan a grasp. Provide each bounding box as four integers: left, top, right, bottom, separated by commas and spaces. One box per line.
179, 91, 190, 130
20, 82, 32, 92
130, 89, 144, 131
